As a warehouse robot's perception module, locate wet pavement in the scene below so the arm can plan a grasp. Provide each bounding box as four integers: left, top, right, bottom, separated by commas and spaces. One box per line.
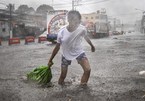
0, 32, 145, 101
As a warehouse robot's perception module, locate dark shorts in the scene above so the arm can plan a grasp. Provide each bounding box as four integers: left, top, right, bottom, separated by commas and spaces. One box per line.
61, 53, 87, 68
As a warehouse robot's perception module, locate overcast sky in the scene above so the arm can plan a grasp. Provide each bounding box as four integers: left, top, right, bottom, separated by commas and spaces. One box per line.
0, 0, 145, 24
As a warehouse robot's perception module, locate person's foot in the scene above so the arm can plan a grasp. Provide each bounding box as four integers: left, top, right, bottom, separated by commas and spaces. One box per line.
58, 81, 72, 86
58, 81, 65, 85
80, 82, 87, 86
79, 83, 88, 89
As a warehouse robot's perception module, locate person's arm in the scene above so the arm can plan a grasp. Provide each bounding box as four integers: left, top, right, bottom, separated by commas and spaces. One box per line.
48, 43, 60, 65
84, 35, 95, 52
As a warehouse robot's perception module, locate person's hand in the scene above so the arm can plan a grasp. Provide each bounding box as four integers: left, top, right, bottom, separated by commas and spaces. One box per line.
91, 45, 95, 52
48, 61, 54, 67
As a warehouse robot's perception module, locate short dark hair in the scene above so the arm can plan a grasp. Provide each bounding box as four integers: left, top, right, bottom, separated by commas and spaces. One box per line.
67, 10, 81, 20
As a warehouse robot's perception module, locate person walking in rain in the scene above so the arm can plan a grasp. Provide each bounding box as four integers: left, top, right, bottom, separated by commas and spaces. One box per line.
48, 10, 95, 86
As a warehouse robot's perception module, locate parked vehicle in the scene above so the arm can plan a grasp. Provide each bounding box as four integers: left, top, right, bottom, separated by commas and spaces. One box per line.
39, 10, 67, 43
112, 31, 121, 35
83, 9, 110, 38
47, 34, 57, 43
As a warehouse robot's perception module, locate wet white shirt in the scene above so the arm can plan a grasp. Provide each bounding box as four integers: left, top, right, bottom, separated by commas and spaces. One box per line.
57, 24, 87, 60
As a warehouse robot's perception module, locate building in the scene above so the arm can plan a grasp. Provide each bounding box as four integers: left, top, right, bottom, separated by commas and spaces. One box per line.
0, 7, 49, 39
81, 9, 110, 38
12, 13, 46, 38
81, 12, 97, 23
0, 9, 11, 38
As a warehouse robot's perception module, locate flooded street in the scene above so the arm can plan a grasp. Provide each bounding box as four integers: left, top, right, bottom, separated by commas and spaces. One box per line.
1, 32, 145, 101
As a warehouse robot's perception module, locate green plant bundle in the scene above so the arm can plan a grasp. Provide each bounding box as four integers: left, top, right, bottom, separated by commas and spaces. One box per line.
27, 65, 53, 85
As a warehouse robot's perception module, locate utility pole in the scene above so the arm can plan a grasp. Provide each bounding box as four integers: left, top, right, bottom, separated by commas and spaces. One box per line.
72, 0, 81, 10
142, 14, 145, 34
7, 4, 14, 38
113, 18, 116, 31
9, 4, 13, 38
121, 23, 124, 34
72, 0, 74, 10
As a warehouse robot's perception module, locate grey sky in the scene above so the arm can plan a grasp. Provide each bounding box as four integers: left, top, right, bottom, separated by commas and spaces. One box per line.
0, 0, 145, 23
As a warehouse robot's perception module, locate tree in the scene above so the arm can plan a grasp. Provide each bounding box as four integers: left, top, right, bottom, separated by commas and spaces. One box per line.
36, 4, 54, 15
27, 7, 35, 14
15, 5, 35, 14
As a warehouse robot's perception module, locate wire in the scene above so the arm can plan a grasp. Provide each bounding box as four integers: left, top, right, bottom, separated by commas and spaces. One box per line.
0, 2, 7, 6
50, 0, 109, 6
52, 0, 110, 9
81, 0, 110, 4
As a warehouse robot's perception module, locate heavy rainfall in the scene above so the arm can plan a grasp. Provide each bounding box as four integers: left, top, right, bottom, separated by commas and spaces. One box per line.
0, 0, 145, 101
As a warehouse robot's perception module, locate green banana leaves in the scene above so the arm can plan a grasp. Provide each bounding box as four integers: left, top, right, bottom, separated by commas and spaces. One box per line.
27, 64, 53, 85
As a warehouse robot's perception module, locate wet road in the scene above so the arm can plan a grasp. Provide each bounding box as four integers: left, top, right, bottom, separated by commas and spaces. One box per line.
0, 32, 145, 101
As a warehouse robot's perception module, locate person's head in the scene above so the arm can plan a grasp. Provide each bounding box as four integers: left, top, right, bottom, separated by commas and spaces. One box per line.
67, 10, 81, 26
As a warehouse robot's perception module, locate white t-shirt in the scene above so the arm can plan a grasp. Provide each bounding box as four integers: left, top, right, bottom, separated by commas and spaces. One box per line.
57, 24, 87, 60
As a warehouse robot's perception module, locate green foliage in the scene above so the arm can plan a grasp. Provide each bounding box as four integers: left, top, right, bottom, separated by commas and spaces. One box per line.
27, 65, 53, 85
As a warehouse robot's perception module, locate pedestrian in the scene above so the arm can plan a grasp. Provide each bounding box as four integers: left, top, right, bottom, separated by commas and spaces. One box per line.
48, 10, 95, 86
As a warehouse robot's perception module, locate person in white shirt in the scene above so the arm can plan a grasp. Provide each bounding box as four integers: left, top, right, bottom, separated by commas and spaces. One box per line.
48, 10, 95, 85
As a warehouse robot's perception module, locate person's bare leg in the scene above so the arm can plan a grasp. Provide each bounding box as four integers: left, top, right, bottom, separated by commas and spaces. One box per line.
58, 66, 68, 85
79, 58, 91, 85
